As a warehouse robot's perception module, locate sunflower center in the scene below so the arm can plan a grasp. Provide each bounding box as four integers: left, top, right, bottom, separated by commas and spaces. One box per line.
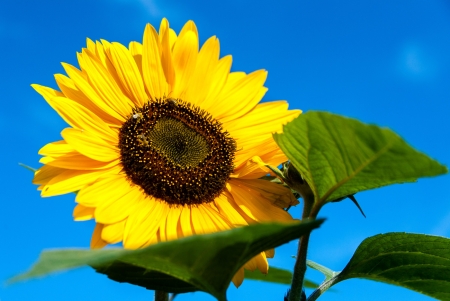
119, 98, 236, 206
146, 118, 209, 167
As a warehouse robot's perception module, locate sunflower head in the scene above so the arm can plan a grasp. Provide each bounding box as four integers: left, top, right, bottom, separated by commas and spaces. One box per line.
32, 18, 301, 287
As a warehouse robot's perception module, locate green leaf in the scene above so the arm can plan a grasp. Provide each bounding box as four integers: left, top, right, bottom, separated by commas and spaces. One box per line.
273, 111, 447, 203
337, 233, 450, 301
265, 164, 285, 180
307, 260, 338, 281
244, 267, 319, 288
11, 220, 323, 301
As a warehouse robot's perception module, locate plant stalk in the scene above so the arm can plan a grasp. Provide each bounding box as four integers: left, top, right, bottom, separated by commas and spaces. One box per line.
288, 193, 315, 301
155, 290, 168, 301
306, 274, 341, 301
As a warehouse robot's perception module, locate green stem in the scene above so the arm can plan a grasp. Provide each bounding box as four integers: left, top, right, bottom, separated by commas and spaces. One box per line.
306, 274, 342, 301
155, 290, 168, 301
168, 293, 177, 301
288, 194, 315, 301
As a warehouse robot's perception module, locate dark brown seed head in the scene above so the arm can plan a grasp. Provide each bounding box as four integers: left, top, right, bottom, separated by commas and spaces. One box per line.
119, 98, 236, 206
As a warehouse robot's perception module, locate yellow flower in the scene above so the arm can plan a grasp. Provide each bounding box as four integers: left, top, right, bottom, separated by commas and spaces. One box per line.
32, 18, 301, 286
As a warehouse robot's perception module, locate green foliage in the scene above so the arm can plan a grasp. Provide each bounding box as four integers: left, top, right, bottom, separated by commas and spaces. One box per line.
11, 220, 323, 301
245, 267, 318, 288
306, 260, 338, 281
18, 111, 449, 300
245, 267, 292, 285
273, 111, 447, 203
336, 233, 450, 300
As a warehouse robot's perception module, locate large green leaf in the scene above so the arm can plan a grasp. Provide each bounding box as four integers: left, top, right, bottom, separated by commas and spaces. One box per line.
274, 111, 447, 203
11, 220, 323, 301
337, 233, 450, 301
245, 267, 318, 288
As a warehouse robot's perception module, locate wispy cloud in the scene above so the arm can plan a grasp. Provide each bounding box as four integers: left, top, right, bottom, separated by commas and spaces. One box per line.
109, 0, 164, 18
396, 43, 438, 81
137, 0, 161, 17
431, 210, 450, 236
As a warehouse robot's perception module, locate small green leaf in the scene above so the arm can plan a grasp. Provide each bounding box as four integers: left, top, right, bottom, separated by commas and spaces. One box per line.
245, 267, 292, 285
265, 164, 285, 180
306, 260, 338, 281
337, 233, 450, 301
19, 163, 37, 173
244, 267, 318, 288
273, 111, 447, 203
11, 220, 323, 301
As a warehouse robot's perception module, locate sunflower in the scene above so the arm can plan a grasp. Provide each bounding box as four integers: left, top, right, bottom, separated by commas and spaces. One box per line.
32, 18, 301, 286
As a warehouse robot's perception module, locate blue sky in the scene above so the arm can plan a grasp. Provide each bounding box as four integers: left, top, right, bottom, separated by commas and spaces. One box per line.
1, 0, 449, 300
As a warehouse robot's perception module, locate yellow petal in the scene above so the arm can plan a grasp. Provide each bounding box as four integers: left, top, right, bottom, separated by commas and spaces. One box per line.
129, 41, 143, 79
31, 84, 64, 101
168, 29, 177, 49
201, 205, 233, 231
178, 20, 198, 42
243, 255, 257, 271
97, 39, 130, 94
39, 140, 74, 156
76, 174, 132, 211
201, 55, 232, 113
159, 18, 176, 88
179, 205, 194, 238
123, 197, 165, 249
77, 49, 134, 119
101, 220, 126, 244
227, 101, 300, 169
231, 156, 271, 179
184, 36, 220, 105
61, 128, 119, 162
142, 23, 168, 99
233, 137, 285, 170
265, 249, 275, 258
109, 42, 147, 107
190, 205, 223, 235
161, 205, 182, 241
227, 179, 295, 222
226, 101, 300, 134
40, 168, 114, 197
48, 96, 118, 143
234, 178, 299, 209
73, 204, 95, 221
240, 254, 269, 285
214, 193, 249, 226
94, 180, 141, 224
171, 31, 198, 99
231, 267, 244, 287
53, 74, 119, 126
225, 72, 246, 86
62, 63, 125, 123
214, 70, 268, 122
33, 165, 66, 185
91, 223, 107, 249
244, 253, 268, 274
94, 40, 109, 69
41, 153, 119, 170
86, 38, 96, 52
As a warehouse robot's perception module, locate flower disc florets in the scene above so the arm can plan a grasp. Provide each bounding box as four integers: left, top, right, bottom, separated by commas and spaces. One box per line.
119, 98, 236, 206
